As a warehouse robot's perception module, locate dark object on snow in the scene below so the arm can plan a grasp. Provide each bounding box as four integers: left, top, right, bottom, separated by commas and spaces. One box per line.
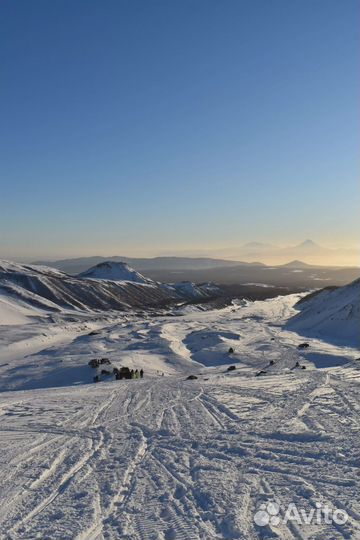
88, 359, 99, 368
227, 365, 236, 371
101, 369, 111, 376
301, 365, 307, 369
134, 369, 140, 379
116, 367, 132, 380
93, 375, 99, 383
269, 360, 275, 366
271, 338, 275, 341
113, 367, 119, 375
255, 370, 267, 377
186, 375, 198, 380
298, 343, 310, 349
228, 347, 234, 354
291, 361, 301, 370
100, 358, 111, 365
88, 330, 100, 336
140, 369, 144, 378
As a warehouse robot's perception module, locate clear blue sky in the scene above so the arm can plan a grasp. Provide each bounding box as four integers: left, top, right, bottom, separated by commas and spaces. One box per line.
1, 0, 359, 259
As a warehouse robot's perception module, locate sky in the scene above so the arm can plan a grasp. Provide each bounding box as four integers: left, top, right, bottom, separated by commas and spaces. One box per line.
0, 0, 359, 262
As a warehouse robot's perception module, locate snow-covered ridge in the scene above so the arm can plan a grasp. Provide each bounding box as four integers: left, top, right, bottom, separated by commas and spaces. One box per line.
0, 260, 222, 319
287, 278, 360, 346
162, 281, 222, 300
0, 259, 173, 315
0, 259, 67, 277
78, 262, 223, 301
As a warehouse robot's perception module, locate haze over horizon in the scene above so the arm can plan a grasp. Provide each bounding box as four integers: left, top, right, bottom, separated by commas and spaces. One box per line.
1, 1, 359, 265
8, 238, 357, 268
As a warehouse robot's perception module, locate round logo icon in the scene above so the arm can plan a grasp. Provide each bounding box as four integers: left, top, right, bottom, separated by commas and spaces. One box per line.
254, 501, 281, 527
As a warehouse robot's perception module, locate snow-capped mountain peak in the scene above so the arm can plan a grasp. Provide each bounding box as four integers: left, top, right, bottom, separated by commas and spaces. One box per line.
78, 261, 153, 284
296, 239, 319, 249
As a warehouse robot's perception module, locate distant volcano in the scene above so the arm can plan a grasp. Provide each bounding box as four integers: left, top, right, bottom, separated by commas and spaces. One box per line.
78, 261, 153, 284
236, 239, 357, 266
280, 260, 314, 268
295, 239, 320, 250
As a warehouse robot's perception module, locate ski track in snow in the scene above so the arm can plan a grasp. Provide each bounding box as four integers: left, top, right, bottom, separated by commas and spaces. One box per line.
0, 295, 359, 539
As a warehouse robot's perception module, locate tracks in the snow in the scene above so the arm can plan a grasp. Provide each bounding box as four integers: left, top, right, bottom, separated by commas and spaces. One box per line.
1, 366, 359, 540
8, 425, 105, 538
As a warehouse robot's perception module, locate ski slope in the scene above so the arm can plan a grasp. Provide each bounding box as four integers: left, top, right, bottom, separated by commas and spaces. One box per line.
0, 294, 359, 539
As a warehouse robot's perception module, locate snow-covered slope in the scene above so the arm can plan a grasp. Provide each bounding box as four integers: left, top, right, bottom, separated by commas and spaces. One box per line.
0, 292, 38, 325
0, 260, 223, 318
0, 260, 178, 314
78, 264, 222, 301
287, 278, 360, 346
0, 293, 359, 539
162, 281, 222, 300
78, 261, 153, 284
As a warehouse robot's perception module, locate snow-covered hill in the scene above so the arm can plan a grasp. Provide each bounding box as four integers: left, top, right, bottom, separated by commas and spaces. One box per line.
78, 261, 153, 284
287, 278, 360, 346
79, 263, 223, 300
0, 260, 176, 314
162, 280, 222, 300
0, 292, 39, 325
0, 260, 223, 317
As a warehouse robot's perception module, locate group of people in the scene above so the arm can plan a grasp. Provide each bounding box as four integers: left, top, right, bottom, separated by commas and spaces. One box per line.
114, 366, 144, 380
131, 368, 144, 379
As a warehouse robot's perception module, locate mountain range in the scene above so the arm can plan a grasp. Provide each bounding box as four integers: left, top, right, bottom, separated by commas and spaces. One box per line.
29, 255, 359, 291
33, 239, 359, 272
32, 256, 264, 275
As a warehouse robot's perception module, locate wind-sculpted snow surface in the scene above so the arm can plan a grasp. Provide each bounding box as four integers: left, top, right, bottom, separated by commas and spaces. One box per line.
0, 293, 359, 539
